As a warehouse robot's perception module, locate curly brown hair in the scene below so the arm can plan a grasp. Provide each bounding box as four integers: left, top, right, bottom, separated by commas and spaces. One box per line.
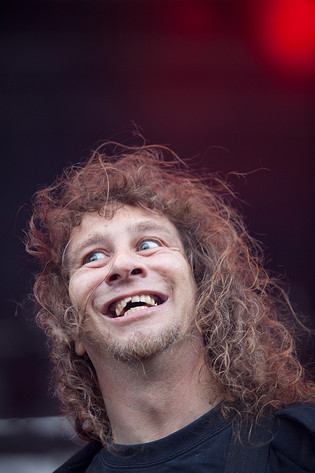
26, 142, 314, 444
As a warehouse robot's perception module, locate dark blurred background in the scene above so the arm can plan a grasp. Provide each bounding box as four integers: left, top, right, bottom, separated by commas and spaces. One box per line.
1, 0, 315, 425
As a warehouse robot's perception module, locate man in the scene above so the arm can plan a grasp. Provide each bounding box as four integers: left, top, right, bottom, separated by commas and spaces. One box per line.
26, 142, 314, 472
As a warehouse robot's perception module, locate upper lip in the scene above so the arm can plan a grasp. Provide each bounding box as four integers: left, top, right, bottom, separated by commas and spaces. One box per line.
99, 290, 168, 317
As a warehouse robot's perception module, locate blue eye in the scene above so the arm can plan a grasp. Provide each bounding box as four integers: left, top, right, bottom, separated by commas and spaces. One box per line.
138, 240, 160, 251
85, 251, 105, 263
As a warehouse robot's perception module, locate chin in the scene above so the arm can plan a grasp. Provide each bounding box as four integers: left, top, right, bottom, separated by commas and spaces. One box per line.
101, 321, 184, 363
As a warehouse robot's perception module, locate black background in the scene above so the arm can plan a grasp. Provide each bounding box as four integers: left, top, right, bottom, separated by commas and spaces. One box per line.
1, 0, 314, 419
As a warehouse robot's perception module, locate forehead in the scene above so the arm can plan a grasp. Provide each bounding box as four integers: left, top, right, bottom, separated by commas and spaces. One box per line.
68, 205, 182, 248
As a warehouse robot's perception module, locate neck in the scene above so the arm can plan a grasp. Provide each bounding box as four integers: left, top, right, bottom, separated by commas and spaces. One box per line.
90, 334, 221, 445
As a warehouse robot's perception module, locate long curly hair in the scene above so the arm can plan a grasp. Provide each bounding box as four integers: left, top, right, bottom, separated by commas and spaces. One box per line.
26, 142, 314, 444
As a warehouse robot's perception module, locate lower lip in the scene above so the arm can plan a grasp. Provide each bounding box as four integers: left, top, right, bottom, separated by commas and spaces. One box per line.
105, 301, 168, 325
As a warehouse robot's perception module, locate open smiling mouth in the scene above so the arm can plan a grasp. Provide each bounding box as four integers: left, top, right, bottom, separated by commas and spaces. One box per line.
108, 294, 165, 318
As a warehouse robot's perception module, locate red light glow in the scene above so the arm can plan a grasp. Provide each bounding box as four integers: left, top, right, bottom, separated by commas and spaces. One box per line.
258, 0, 315, 73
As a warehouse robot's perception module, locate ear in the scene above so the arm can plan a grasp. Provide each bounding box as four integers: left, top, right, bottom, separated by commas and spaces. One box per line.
75, 339, 86, 356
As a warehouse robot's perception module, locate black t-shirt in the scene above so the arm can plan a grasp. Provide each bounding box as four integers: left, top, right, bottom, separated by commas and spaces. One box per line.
55, 403, 315, 473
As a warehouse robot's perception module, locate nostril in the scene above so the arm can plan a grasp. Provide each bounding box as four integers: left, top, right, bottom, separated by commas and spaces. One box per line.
107, 267, 144, 283
109, 273, 120, 282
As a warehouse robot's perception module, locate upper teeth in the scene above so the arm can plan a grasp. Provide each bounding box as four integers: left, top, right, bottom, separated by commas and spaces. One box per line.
114, 294, 157, 317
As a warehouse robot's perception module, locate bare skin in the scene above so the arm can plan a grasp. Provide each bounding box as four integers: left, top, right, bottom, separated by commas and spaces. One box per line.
87, 331, 218, 444
68, 206, 221, 444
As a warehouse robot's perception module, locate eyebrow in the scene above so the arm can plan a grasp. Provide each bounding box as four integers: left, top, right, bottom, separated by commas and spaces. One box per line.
65, 220, 175, 269
64, 232, 105, 269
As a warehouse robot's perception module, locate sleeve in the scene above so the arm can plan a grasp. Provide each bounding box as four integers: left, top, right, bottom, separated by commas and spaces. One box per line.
268, 403, 315, 473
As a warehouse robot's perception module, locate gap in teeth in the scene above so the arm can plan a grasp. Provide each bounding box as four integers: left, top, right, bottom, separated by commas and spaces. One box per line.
114, 295, 157, 317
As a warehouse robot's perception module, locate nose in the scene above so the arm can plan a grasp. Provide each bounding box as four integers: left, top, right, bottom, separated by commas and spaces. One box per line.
104, 249, 148, 284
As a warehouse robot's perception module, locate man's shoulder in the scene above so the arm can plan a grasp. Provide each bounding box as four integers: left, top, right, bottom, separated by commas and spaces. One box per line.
270, 402, 315, 472
52, 403, 315, 472
274, 401, 315, 439
53, 440, 103, 473
276, 401, 315, 428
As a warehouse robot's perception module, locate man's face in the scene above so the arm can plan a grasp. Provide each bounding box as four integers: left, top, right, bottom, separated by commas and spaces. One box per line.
67, 205, 197, 362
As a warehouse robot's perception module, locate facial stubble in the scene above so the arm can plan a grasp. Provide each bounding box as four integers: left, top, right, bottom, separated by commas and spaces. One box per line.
83, 317, 191, 363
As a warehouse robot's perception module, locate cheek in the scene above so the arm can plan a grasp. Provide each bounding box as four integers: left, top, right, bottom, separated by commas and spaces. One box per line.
178, 260, 197, 299
69, 271, 102, 308
157, 252, 189, 272
68, 277, 83, 307
160, 255, 196, 295
184, 272, 197, 303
